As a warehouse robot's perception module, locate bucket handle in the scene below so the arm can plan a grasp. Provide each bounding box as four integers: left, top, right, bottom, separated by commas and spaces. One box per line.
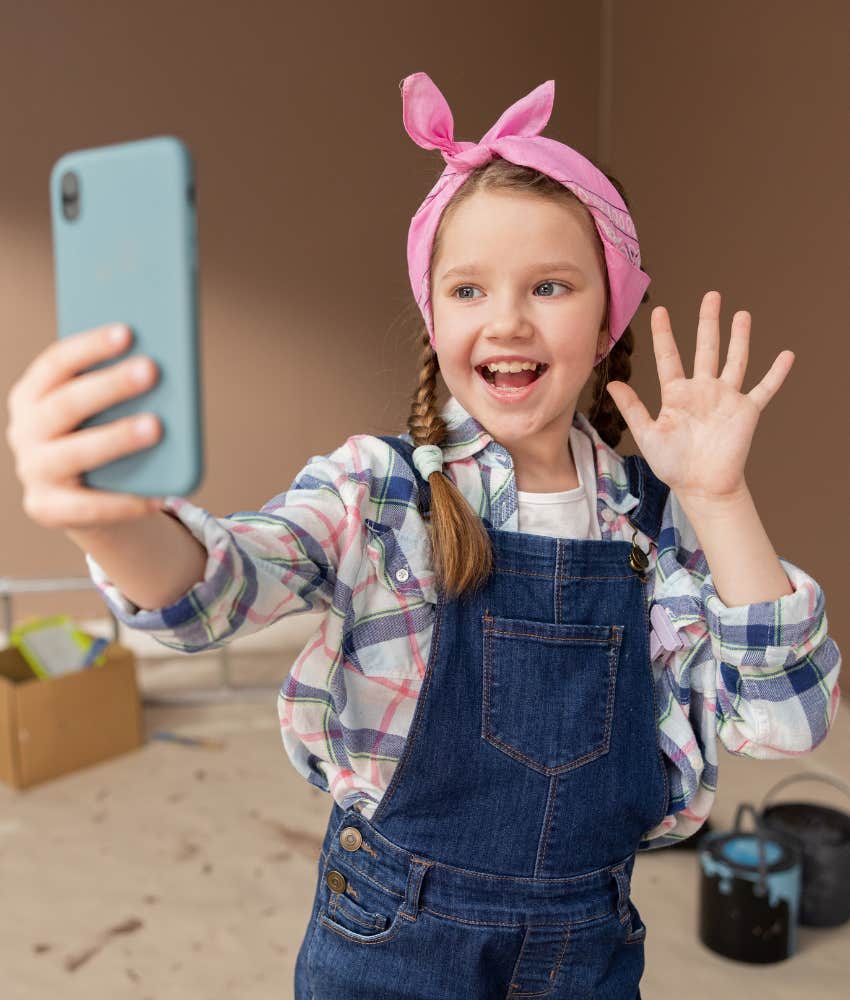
759, 771, 850, 813
731, 802, 770, 896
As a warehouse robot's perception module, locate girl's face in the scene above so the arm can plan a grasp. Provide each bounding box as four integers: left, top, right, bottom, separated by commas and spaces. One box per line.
431, 189, 608, 475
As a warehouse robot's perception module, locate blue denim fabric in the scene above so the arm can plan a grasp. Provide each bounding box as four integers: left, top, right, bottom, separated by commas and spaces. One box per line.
295, 442, 669, 999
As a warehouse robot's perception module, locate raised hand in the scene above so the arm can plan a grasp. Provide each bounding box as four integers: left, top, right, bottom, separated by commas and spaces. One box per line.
604, 290, 795, 503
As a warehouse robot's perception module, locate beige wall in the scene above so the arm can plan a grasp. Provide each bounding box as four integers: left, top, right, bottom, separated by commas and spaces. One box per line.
1, 2, 846, 663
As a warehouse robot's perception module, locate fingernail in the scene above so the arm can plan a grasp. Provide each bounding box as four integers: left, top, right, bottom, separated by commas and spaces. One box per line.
134, 415, 156, 438
110, 325, 129, 345
131, 360, 151, 384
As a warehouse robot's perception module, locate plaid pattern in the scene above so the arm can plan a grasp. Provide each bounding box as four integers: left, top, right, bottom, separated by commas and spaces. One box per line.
85, 396, 842, 850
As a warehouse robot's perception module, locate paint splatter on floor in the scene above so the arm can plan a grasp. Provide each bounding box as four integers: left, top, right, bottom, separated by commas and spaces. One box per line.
64, 917, 144, 972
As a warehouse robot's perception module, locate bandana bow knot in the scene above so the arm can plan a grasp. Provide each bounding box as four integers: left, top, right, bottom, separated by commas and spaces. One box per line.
402, 75, 554, 174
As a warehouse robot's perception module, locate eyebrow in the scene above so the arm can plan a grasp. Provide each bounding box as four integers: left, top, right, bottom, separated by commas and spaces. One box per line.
439, 260, 584, 282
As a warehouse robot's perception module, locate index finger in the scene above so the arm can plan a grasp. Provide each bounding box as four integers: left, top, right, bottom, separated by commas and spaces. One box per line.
650, 305, 685, 386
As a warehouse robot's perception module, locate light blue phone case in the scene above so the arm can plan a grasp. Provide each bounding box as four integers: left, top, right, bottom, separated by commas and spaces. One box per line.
49, 135, 203, 497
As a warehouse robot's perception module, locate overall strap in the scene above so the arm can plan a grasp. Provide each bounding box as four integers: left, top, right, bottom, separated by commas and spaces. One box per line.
376, 436, 432, 519
622, 453, 670, 545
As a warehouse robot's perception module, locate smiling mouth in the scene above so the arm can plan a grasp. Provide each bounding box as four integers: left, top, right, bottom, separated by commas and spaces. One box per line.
475, 363, 549, 390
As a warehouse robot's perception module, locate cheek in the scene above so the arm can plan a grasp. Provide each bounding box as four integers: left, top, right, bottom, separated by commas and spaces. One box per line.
432, 330, 474, 375
555, 342, 594, 367
552, 320, 602, 364
437, 353, 472, 390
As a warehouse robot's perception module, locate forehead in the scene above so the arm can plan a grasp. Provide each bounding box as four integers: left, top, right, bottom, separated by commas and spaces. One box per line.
437, 190, 593, 254
434, 190, 597, 275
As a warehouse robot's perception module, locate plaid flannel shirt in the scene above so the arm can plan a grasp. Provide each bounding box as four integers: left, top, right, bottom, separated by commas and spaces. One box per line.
85, 396, 842, 850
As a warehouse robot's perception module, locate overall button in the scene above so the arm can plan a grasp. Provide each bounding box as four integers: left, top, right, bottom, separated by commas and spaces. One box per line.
339, 826, 363, 852
325, 870, 347, 893
628, 526, 649, 573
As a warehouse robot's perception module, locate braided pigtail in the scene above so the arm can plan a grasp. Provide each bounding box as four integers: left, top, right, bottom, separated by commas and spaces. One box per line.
407, 326, 493, 599
587, 325, 635, 449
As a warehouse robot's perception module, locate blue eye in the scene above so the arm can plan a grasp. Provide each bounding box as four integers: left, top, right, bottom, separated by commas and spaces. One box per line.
451, 281, 571, 300
535, 281, 570, 297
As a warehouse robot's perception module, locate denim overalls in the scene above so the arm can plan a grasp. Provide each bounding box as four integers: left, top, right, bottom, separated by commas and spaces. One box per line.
295, 436, 671, 1000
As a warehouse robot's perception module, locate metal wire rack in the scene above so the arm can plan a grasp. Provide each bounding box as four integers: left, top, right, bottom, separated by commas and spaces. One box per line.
0, 575, 278, 705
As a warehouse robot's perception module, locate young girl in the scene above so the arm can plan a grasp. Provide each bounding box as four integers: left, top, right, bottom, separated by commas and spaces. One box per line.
10, 72, 840, 999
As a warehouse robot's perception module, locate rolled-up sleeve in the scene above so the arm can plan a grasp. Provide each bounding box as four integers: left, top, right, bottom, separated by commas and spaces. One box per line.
701, 561, 842, 756
84, 443, 361, 653
651, 490, 842, 760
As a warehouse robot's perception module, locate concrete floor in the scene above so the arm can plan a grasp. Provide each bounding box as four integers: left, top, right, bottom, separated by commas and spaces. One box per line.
1, 651, 848, 999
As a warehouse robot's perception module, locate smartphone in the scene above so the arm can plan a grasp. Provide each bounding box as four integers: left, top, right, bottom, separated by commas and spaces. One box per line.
49, 135, 203, 497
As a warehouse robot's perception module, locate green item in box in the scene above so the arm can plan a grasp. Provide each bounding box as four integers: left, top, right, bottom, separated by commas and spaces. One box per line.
10, 614, 107, 679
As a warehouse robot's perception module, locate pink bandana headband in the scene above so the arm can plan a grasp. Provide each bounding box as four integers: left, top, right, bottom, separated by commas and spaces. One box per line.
401, 72, 651, 367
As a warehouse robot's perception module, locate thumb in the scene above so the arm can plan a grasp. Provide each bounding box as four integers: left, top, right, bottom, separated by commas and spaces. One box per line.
605, 381, 652, 439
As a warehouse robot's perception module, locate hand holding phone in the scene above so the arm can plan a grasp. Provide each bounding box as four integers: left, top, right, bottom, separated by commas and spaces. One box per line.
6, 322, 164, 530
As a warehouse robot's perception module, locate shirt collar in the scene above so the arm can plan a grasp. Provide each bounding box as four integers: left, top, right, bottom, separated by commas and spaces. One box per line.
439, 395, 640, 517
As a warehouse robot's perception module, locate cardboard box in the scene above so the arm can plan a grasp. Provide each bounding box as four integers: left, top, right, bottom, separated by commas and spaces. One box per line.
0, 639, 143, 790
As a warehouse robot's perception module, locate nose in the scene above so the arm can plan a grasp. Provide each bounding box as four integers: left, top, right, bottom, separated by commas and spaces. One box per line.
481, 303, 535, 342
484, 281, 539, 324
482, 325, 536, 355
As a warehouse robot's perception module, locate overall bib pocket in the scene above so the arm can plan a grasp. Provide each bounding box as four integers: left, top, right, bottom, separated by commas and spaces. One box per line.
481, 613, 623, 775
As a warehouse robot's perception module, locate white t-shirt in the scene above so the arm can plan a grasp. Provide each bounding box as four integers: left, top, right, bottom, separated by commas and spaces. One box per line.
516, 422, 601, 540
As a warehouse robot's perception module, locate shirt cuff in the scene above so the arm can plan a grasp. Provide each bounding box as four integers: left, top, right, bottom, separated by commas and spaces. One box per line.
84, 496, 237, 646
700, 557, 827, 670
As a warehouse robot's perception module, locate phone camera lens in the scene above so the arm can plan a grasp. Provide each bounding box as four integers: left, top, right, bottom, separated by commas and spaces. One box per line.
60, 170, 81, 221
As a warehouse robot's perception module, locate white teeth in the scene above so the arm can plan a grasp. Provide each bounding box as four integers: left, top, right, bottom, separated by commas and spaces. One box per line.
481, 361, 543, 373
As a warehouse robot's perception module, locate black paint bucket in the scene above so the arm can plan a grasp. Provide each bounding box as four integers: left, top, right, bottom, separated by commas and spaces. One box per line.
698, 802, 802, 963
759, 772, 850, 928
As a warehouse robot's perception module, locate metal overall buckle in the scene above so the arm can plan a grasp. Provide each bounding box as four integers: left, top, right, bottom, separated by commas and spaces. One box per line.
628, 525, 649, 575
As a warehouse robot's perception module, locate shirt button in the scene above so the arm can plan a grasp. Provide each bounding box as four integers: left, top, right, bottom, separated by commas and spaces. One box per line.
395, 567, 409, 582
339, 826, 363, 852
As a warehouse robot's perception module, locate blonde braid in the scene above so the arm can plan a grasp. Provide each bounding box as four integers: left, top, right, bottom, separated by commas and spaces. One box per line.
407, 326, 493, 598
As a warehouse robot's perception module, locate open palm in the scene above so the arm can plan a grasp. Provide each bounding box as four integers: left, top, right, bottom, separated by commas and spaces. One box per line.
605, 290, 795, 502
